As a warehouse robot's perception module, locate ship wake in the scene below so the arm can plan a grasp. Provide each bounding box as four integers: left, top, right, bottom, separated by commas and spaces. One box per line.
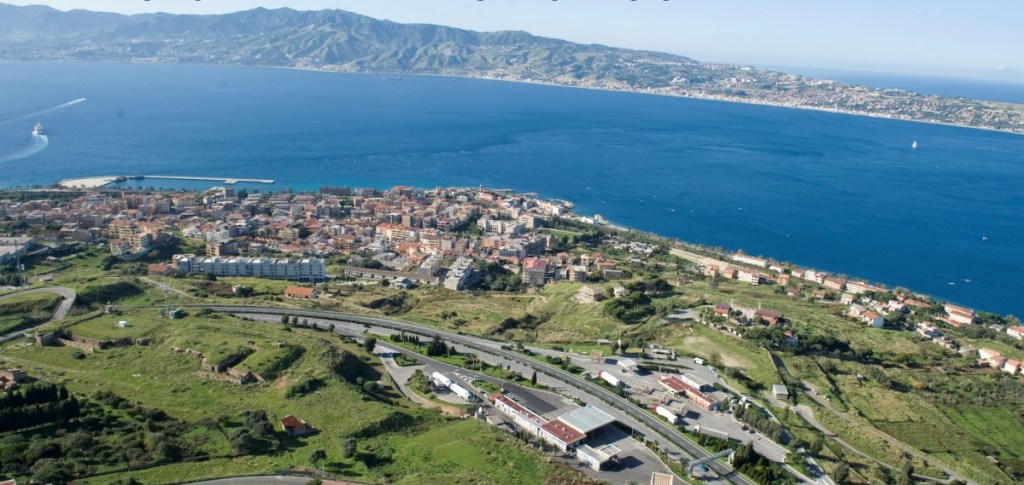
0, 134, 49, 163
0, 98, 86, 127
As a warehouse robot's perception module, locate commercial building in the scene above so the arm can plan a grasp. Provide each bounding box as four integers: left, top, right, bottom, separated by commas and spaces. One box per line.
490, 394, 618, 464
659, 375, 719, 410
491, 392, 548, 437
556, 406, 617, 438
576, 443, 622, 471
539, 419, 586, 452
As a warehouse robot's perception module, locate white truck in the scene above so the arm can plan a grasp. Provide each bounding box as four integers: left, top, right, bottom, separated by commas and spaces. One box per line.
597, 370, 623, 388
449, 382, 478, 402
654, 404, 679, 425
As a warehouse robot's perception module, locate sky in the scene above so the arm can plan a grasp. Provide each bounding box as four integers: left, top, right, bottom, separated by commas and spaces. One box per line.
6, 0, 1023, 81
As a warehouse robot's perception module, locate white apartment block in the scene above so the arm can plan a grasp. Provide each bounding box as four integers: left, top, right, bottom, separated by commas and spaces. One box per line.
173, 254, 325, 281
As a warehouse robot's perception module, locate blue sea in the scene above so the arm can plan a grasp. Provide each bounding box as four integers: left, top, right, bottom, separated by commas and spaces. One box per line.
1, 61, 1022, 316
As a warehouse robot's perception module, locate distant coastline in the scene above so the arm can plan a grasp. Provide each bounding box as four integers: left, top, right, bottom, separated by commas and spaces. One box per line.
262, 63, 1024, 137
2, 3, 1021, 136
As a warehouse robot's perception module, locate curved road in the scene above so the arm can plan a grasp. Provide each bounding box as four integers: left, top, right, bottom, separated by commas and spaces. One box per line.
0, 286, 76, 343
196, 304, 754, 485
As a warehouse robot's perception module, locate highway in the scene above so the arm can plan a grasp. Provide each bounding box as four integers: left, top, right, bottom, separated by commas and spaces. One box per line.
199, 304, 754, 485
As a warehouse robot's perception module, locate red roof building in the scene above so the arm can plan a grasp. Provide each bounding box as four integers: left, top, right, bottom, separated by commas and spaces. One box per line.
280, 415, 312, 436
539, 419, 586, 451
284, 286, 317, 299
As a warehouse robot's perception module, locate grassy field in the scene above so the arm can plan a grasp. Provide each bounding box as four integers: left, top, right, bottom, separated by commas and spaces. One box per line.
0, 292, 61, 334
0, 307, 597, 485
65, 312, 168, 341
331, 282, 634, 343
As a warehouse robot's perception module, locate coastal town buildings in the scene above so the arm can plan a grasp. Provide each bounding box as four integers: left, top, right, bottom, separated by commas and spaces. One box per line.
943, 304, 976, 326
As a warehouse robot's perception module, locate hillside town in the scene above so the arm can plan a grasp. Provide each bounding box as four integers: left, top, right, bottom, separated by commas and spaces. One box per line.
1, 185, 660, 291
3, 185, 1021, 355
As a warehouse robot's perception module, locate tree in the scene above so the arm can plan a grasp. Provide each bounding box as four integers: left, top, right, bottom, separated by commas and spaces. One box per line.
363, 336, 378, 353
832, 462, 850, 484
281, 314, 289, 324
230, 428, 256, 455
530, 371, 537, 386
310, 449, 327, 475
896, 461, 914, 485
426, 335, 448, 357
809, 435, 824, 456
30, 458, 73, 485
342, 438, 357, 458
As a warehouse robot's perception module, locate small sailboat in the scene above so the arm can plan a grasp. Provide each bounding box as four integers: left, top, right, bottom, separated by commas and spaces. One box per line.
911, 140, 918, 150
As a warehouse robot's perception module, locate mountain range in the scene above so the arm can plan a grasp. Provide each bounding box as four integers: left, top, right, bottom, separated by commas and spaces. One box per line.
1, 3, 1022, 133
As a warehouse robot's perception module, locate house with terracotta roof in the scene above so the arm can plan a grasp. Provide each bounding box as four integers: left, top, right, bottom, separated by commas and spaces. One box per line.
280, 415, 312, 436
737, 268, 765, 285
861, 311, 884, 328
284, 286, 317, 299
944, 304, 975, 326
147, 263, 173, 276
978, 348, 1006, 369
1007, 326, 1024, 341
1003, 359, 1021, 375
754, 309, 782, 325
823, 277, 847, 291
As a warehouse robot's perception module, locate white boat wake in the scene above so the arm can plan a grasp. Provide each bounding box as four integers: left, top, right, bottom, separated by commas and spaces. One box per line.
0, 134, 49, 162
0, 98, 86, 127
